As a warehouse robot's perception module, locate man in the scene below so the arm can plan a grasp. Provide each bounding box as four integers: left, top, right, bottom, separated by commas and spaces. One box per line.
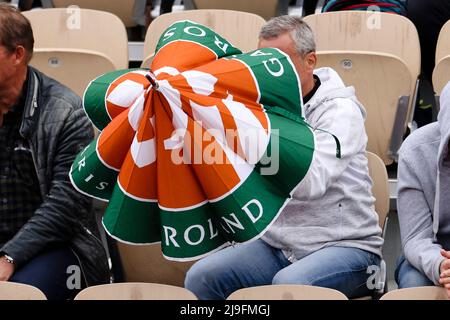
185, 16, 383, 300
395, 81, 450, 297
0, 4, 109, 299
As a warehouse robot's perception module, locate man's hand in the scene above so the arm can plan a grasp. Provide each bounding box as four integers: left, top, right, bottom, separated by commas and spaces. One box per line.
438, 250, 450, 299
0, 256, 15, 281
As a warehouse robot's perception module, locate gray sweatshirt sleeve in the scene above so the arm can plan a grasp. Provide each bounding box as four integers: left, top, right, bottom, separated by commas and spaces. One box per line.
397, 152, 444, 285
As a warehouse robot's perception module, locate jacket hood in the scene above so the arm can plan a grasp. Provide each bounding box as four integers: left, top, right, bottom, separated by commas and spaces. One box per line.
305, 67, 366, 120
434, 82, 450, 237
437, 82, 450, 167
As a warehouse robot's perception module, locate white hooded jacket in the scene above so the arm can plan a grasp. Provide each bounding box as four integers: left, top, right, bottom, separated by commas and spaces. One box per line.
262, 67, 384, 261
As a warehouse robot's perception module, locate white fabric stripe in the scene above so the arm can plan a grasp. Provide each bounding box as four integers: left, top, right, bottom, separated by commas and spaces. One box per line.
181, 70, 218, 96
130, 132, 157, 168
127, 93, 145, 131
154, 66, 180, 77
190, 101, 226, 144
222, 94, 270, 165
158, 79, 189, 151
107, 79, 145, 108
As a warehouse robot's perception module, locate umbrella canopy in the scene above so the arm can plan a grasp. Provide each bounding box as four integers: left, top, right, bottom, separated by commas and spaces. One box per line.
70, 20, 332, 261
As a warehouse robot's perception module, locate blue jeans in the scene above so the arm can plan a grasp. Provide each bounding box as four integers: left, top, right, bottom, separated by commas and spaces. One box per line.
395, 255, 434, 288
10, 246, 84, 300
185, 239, 381, 300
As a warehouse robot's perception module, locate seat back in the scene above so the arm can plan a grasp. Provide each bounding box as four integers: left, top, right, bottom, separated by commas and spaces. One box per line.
51, 0, 138, 27
366, 151, 389, 230
227, 285, 348, 300
141, 9, 265, 68
30, 49, 116, 97
315, 51, 412, 164
433, 21, 450, 95
23, 8, 128, 69
433, 56, 450, 95
74, 282, 197, 300
184, 0, 281, 21
436, 20, 450, 65
0, 281, 47, 300
23, 8, 128, 97
303, 11, 420, 80
117, 242, 194, 287
304, 12, 421, 164
380, 287, 449, 300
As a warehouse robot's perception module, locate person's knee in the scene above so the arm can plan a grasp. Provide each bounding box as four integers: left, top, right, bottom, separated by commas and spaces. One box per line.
396, 258, 434, 288
9, 247, 81, 300
185, 258, 228, 299
272, 268, 310, 285
185, 261, 209, 293
397, 269, 433, 288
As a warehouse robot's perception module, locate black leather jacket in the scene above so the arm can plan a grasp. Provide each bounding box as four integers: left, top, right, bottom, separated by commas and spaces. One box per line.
0, 67, 110, 286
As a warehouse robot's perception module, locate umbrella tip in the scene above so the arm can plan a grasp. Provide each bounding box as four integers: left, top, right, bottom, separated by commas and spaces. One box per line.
146, 70, 159, 90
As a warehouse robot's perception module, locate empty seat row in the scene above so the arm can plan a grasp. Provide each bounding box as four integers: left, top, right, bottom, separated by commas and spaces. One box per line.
23, 9, 450, 165
22, 8, 265, 97
0, 281, 447, 300
49, 0, 139, 27
35, 0, 288, 24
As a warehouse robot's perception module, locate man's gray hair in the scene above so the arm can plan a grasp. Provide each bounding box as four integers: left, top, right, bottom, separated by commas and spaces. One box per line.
259, 15, 316, 57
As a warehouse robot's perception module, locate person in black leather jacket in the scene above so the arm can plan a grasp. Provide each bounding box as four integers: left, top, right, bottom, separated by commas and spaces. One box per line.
0, 4, 109, 299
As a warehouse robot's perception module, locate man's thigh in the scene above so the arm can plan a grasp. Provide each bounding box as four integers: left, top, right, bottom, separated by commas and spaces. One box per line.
10, 246, 83, 300
185, 239, 290, 299
273, 246, 380, 298
395, 255, 434, 288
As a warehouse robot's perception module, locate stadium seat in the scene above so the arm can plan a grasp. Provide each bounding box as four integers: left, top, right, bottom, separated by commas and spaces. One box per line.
433, 20, 450, 95
50, 0, 138, 27
0, 282, 47, 300
226, 285, 348, 300
23, 8, 128, 97
74, 282, 197, 300
380, 286, 448, 300
141, 9, 266, 68
367, 151, 389, 231
182, 0, 287, 21
356, 151, 389, 299
116, 242, 194, 287
30, 49, 116, 99
304, 11, 421, 164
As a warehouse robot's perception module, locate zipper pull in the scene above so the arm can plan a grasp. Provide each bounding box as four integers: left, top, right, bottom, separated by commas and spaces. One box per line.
29, 74, 39, 117
29, 98, 37, 117
310, 126, 342, 159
